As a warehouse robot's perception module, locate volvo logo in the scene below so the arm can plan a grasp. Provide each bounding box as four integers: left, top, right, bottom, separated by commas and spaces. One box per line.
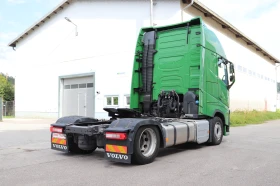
53, 144, 67, 150
106, 153, 128, 160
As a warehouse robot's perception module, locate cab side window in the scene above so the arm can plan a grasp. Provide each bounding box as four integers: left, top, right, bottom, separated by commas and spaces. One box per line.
218, 62, 227, 85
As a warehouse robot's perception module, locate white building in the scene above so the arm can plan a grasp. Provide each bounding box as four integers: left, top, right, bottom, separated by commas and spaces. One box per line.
8, 0, 279, 119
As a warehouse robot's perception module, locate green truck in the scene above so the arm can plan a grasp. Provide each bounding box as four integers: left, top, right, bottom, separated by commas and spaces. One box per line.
50, 17, 235, 165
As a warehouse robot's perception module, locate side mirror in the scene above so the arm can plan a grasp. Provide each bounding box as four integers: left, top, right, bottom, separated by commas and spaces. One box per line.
230, 63, 234, 73
228, 62, 235, 89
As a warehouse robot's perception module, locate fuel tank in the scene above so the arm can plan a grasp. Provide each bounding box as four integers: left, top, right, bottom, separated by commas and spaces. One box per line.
161, 119, 209, 147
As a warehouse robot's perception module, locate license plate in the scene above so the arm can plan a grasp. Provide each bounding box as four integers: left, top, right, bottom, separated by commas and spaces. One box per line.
105, 152, 131, 164
51, 133, 68, 152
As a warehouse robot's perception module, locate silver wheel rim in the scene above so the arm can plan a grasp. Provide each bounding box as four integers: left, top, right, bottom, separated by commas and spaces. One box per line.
139, 128, 157, 157
214, 122, 222, 141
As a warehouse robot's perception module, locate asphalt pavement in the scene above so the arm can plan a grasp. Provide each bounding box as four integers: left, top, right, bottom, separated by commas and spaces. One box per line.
0, 118, 280, 186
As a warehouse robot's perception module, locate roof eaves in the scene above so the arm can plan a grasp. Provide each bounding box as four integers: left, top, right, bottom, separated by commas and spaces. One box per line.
8, 0, 72, 47
9, 0, 280, 64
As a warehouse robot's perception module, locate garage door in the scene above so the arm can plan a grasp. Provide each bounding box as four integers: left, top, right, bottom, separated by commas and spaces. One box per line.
62, 76, 94, 117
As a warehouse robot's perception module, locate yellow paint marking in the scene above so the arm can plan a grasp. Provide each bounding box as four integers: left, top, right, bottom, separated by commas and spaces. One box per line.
108, 145, 116, 152
118, 146, 125, 154
106, 144, 127, 154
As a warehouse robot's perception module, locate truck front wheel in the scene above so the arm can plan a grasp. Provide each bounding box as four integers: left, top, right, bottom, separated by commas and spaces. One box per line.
209, 116, 223, 145
132, 126, 160, 165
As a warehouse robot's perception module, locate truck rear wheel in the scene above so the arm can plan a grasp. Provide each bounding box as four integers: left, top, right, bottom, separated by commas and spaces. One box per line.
132, 126, 160, 165
209, 116, 223, 145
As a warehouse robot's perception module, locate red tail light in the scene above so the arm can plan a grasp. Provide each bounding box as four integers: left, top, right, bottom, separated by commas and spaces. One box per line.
105, 132, 127, 140
50, 126, 63, 133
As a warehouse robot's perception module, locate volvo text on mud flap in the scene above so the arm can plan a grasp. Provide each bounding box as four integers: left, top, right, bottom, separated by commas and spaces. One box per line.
105, 152, 131, 163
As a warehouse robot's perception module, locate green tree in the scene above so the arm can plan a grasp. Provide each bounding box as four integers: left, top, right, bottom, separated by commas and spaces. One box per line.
0, 74, 15, 101
3, 83, 14, 101
0, 74, 6, 98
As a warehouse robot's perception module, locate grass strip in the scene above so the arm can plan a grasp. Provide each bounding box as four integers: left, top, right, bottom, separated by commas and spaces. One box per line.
230, 110, 280, 126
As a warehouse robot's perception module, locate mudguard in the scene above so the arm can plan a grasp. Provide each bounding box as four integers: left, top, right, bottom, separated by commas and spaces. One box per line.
51, 116, 99, 127
104, 118, 166, 155
50, 116, 99, 152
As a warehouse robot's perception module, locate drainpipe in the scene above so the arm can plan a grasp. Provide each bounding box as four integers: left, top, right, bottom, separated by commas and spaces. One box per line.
276, 64, 280, 110
181, 0, 194, 22
150, 0, 154, 26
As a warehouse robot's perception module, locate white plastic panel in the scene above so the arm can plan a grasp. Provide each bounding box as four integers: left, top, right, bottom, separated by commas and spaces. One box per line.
195, 120, 209, 144
161, 124, 175, 147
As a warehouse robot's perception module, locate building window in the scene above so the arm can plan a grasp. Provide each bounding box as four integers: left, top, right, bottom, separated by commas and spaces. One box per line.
124, 95, 130, 106
79, 83, 86, 88
105, 96, 119, 106
64, 83, 93, 89
71, 84, 78, 89
87, 83, 94, 88
237, 65, 242, 71
64, 85, 70, 89
248, 70, 252, 76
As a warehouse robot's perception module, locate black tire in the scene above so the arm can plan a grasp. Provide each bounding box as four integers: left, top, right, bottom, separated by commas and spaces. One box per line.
208, 116, 223, 145
69, 142, 96, 154
132, 126, 160, 165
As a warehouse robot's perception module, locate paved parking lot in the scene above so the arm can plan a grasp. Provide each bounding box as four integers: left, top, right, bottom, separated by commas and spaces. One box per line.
1, 118, 280, 186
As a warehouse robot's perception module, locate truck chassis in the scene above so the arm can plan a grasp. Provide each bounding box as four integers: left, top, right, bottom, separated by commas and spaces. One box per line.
50, 108, 224, 164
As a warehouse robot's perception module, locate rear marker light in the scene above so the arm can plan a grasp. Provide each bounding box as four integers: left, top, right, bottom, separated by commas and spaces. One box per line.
106, 132, 127, 140
50, 126, 63, 133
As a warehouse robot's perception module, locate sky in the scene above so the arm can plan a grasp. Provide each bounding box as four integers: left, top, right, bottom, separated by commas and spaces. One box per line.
0, 0, 64, 76
0, 0, 280, 77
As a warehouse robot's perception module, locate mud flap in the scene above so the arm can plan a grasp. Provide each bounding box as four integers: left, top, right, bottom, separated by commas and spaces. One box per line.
51, 133, 69, 152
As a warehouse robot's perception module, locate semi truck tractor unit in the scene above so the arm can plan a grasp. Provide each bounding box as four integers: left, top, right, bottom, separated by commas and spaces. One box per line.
50, 17, 235, 165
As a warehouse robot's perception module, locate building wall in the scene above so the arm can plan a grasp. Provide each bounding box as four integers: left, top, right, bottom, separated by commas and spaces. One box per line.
13, 0, 277, 119
14, 0, 183, 118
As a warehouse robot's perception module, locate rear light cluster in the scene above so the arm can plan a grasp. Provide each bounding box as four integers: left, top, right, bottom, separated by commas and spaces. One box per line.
50, 126, 63, 133
105, 132, 127, 140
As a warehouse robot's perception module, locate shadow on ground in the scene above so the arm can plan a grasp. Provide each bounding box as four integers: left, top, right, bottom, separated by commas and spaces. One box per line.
62, 143, 209, 167
50, 142, 211, 168
157, 143, 205, 158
